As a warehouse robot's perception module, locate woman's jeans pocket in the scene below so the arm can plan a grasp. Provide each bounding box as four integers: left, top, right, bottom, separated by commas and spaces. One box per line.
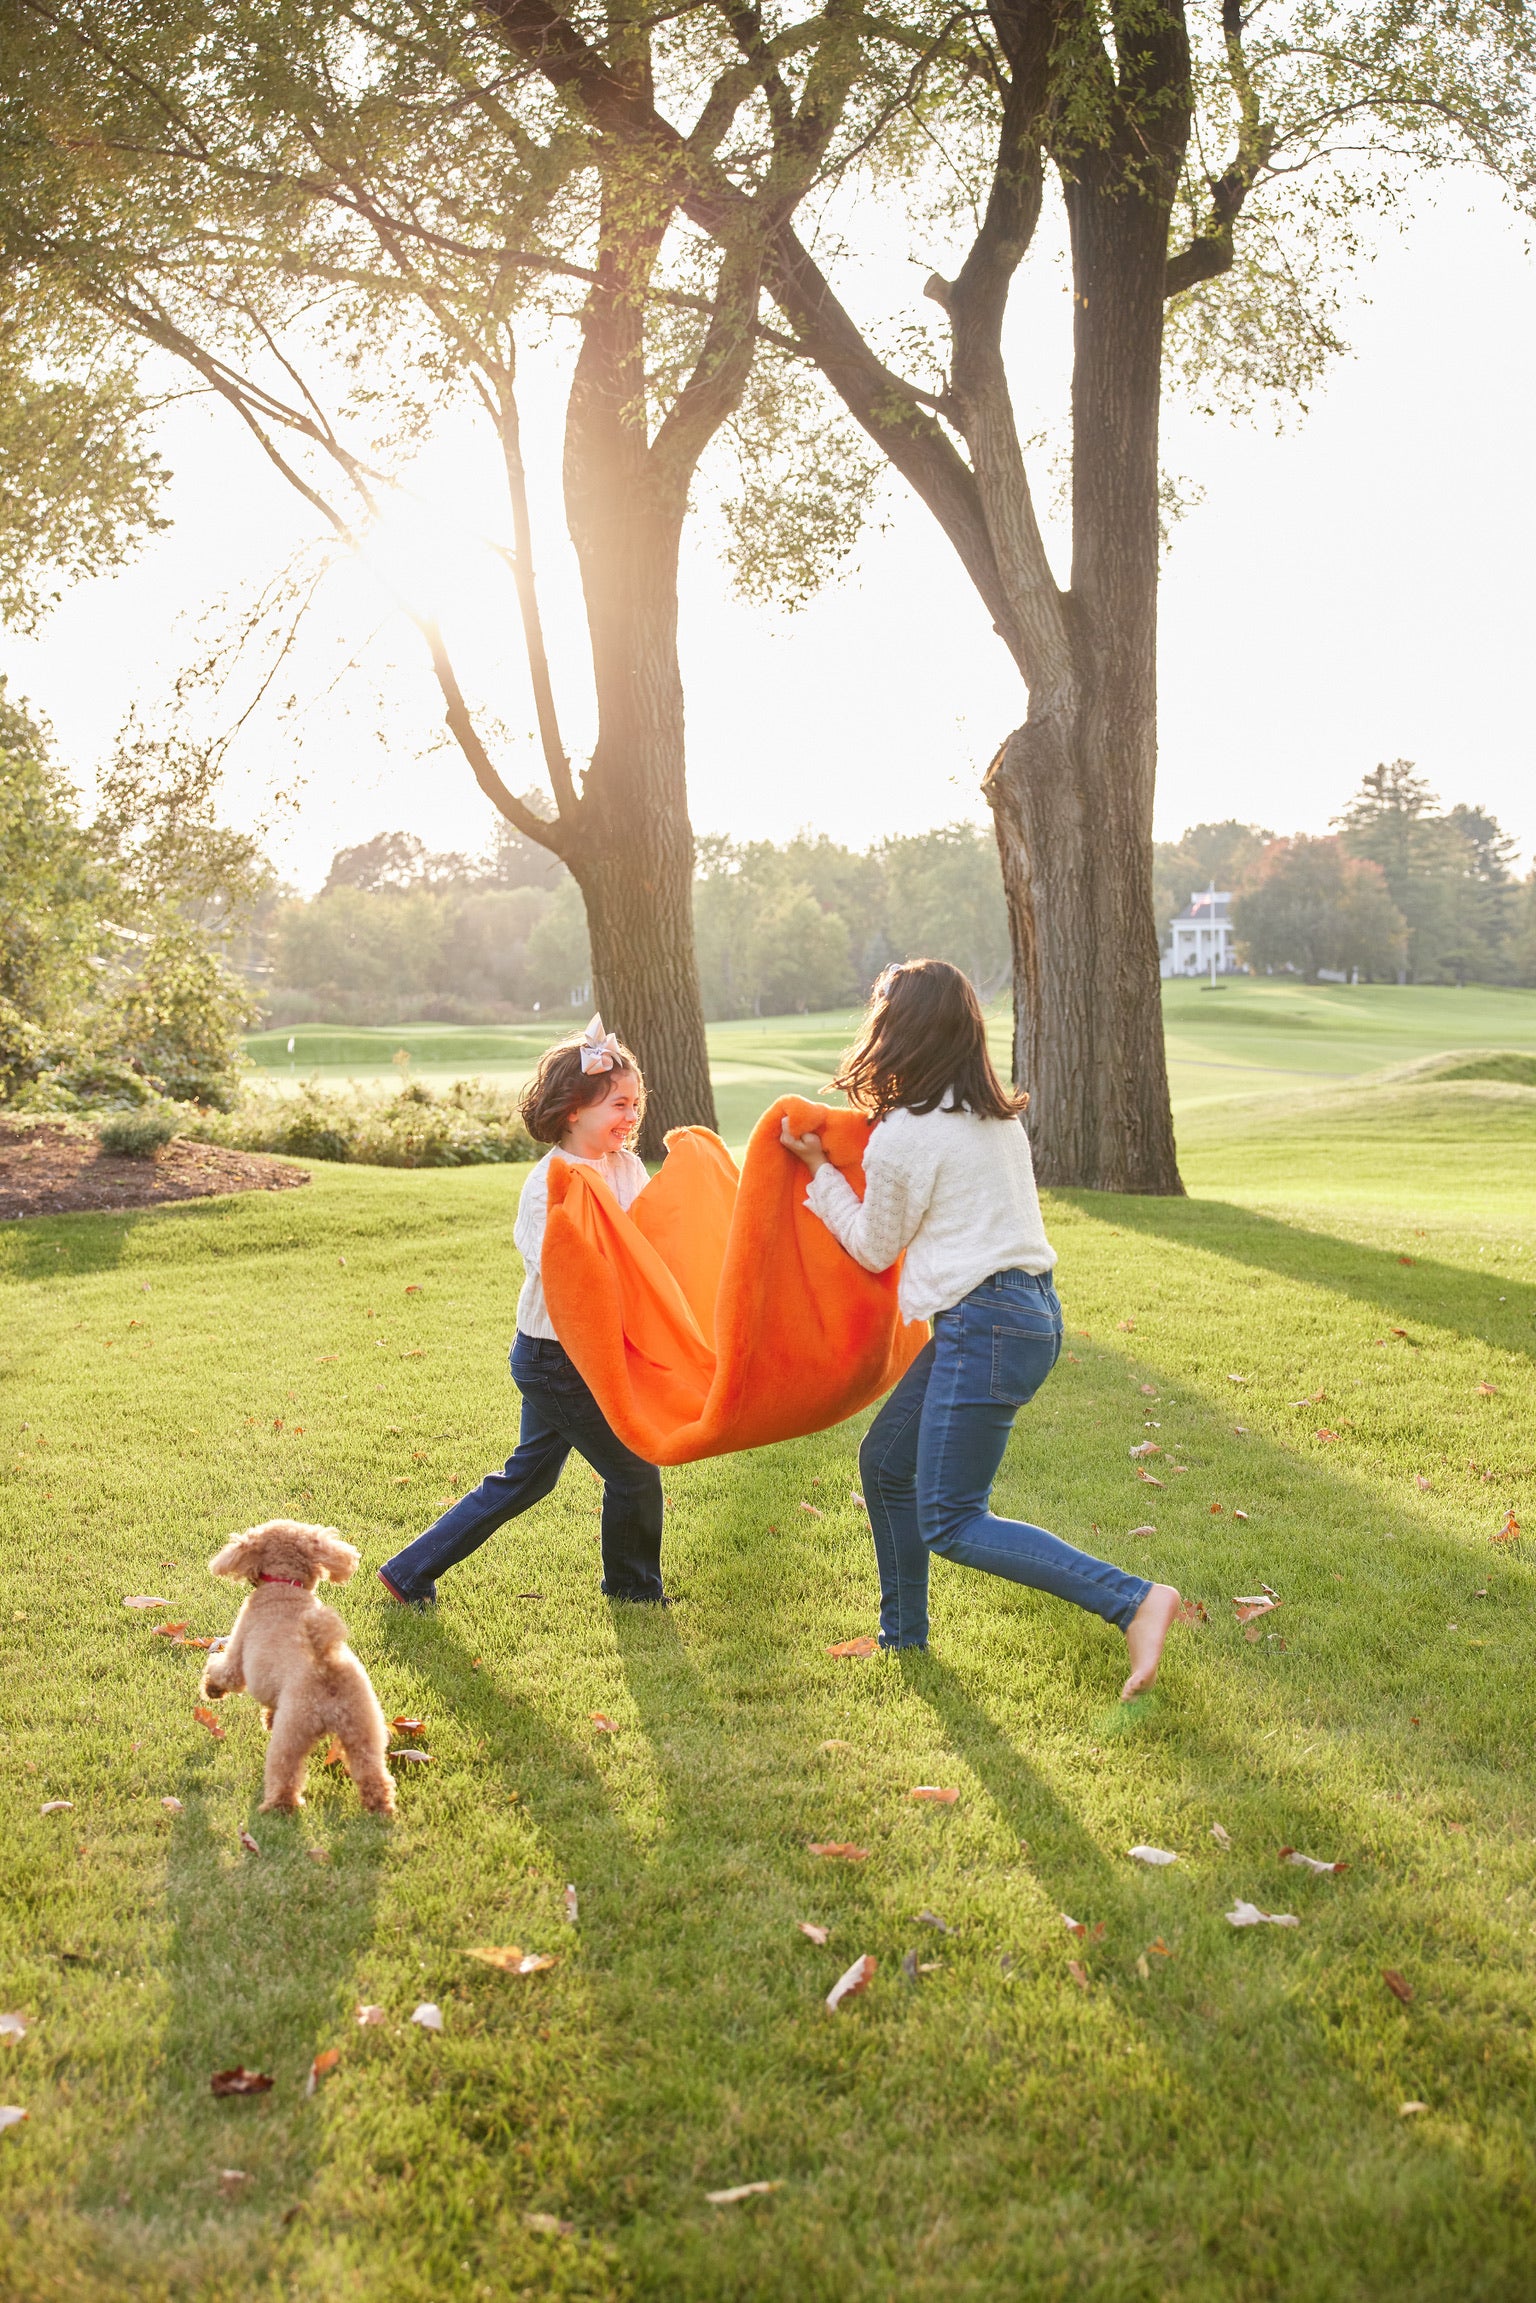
988, 1320, 1060, 1406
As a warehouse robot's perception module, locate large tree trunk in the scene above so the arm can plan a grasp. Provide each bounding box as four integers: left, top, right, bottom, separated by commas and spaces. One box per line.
566, 505, 716, 1159
982, 160, 1183, 1195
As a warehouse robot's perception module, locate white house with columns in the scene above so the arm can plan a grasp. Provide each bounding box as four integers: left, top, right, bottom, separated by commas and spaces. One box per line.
1161, 885, 1238, 979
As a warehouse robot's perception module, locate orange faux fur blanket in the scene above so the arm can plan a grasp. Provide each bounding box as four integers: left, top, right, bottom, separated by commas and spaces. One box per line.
539, 1097, 927, 1465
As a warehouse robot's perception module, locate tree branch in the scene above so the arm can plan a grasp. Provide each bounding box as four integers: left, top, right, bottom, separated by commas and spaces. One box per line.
1165, 0, 1274, 298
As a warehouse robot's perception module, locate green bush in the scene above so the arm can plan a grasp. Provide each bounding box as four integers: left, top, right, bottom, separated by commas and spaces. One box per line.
183, 1077, 537, 1169
99, 1101, 180, 1157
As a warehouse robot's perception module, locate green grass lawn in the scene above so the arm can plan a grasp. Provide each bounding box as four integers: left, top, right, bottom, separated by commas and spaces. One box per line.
247, 981, 1536, 1144
4, 1060, 1536, 2299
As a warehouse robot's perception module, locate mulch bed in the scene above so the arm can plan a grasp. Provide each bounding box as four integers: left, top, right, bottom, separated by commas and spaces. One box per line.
0, 1117, 311, 1220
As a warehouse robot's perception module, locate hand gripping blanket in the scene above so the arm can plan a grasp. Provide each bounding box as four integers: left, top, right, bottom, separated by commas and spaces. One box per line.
539, 1096, 927, 1465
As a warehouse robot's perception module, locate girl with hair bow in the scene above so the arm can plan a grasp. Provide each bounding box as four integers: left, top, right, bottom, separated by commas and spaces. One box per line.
379, 1017, 670, 1612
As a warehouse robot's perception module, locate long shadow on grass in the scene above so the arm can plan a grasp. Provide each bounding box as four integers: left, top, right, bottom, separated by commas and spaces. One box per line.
1058, 1193, 1536, 1365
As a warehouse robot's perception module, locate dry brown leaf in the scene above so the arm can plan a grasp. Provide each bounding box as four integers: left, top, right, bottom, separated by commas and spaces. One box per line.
322, 1739, 345, 1768
152, 1621, 190, 1639
1117, 1319, 1136, 1332
355, 2005, 385, 2026
1067, 1960, 1089, 1989
590, 1714, 619, 1733
391, 1717, 427, 1734
798, 1921, 829, 1944
1279, 1847, 1349, 1873
1383, 1968, 1414, 2004
799, 1502, 825, 1519
0, 2107, 27, 2132
818, 1739, 853, 1752
1233, 1596, 1278, 1624
1136, 1953, 1151, 1980
909, 1787, 959, 1804
826, 1636, 879, 1659
38, 1800, 73, 1815
564, 1885, 579, 1926
1175, 1599, 1209, 1625
217, 2169, 250, 2196
462, 1946, 558, 1974
1315, 1429, 1339, 1443
1139, 1384, 1158, 1396
1210, 1823, 1232, 1849
1399, 2100, 1429, 2116
1129, 1441, 1161, 1459
1495, 1511, 1520, 1544
210, 2067, 273, 2096
1225, 1902, 1298, 1928
915, 1909, 952, 1933
122, 1595, 171, 1610
524, 2209, 577, 2233
193, 1706, 226, 1740
1128, 1523, 1157, 1538
307, 1847, 330, 1864
1414, 1475, 1433, 1491
239, 1829, 260, 1855
1476, 1381, 1499, 1396
1148, 1937, 1172, 1958
1136, 1468, 1165, 1487
389, 1749, 430, 1764
1061, 1912, 1086, 1937
305, 2047, 341, 2097
705, 2182, 781, 2206
825, 1953, 876, 2011
1234, 1509, 1250, 1521
807, 1842, 869, 1861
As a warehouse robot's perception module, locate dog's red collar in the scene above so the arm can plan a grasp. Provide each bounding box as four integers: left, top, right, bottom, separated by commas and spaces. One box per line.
258, 1573, 309, 1589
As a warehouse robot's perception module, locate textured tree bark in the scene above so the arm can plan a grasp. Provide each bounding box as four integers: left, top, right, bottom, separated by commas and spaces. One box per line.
983, 163, 1182, 1194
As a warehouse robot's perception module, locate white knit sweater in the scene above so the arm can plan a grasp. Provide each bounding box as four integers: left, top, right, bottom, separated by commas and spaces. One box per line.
514, 1146, 649, 1340
804, 1104, 1056, 1323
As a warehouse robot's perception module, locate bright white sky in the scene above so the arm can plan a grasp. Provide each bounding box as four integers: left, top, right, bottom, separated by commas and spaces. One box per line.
5, 173, 1533, 892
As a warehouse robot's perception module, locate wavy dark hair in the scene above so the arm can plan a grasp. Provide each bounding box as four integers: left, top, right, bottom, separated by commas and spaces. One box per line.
829, 958, 1026, 1123
519, 1032, 645, 1146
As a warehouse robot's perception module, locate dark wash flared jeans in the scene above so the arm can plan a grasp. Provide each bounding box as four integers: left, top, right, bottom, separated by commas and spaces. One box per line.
860, 1268, 1151, 1650
379, 1332, 664, 1605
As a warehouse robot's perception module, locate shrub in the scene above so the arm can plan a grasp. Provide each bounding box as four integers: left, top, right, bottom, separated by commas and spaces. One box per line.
99, 1101, 180, 1157
182, 1077, 537, 1169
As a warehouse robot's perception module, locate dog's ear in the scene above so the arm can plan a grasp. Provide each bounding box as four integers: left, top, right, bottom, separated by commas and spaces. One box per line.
209, 1530, 262, 1581
307, 1528, 360, 1585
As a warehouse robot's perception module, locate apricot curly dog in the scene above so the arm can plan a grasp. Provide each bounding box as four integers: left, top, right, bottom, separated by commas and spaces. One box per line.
200, 1520, 395, 1815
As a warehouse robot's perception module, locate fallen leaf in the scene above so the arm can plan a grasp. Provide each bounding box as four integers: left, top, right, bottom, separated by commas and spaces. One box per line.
818, 1738, 853, 1752
1061, 1913, 1087, 1937
1148, 1937, 1172, 1958
179, 1636, 216, 1651
1495, 1511, 1520, 1544
1383, 1969, 1413, 2004
462, 1947, 558, 1974
1233, 1596, 1278, 1624
1227, 1373, 1248, 1384
1234, 1509, 1250, 1521
1476, 1381, 1498, 1397
807, 1842, 869, 1861
901, 1949, 920, 1981
389, 1749, 430, 1764
1067, 1960, 1089, 1989
391, 1717, 427, 1734
1175, 1598, 1209, 1625
1127, 1846, 1178, 1866
0, 2107, 28, 2131
1399, 2100, 1429, 2116
1279, 1847, 1349, 1874
705, 2182, 782, 2206
317, 1355, 338, 1363
1139, 1384, 1158, 1396
909, 1786, 959, 1804
1415, 1475, 1433, 1491
193, 1706, 226, 1740
1315, 1429, 1339, 1443
404, 1283, 421, 1294
410, 2002, 443, 2030
1117, 1319, 1135, 1331
0, 2014, 26, 2041
1128, 1523, 1157, 1538
306, 2047, 340, 2096
825, 1953, 876, 2011
915, 1909, 952, 1933
307, 1847, 330, 1864
217, 2168, 251, 2196
122, 1596, 171, 1610
152, 1621, 190, 1639
798, 1921, 829, 1944
589, 1715, 619, 1733
850, 1491, 867, 1510
564, 1884, 579, 1926
799, 1502, 824, 1519
523, 2209, 577, 2234
238, 1829, 260, 1855
1129, 1441, 1162, 1459
1226, 1902, 1299, 1928
210, 2067, 274, 2096
826, 1636, 878, 1659
355, 2005, 386, 2026
1136, 1954, 1151, 1979
1210, 1823, 1232, 1849
1210, 1502, 1224, 1515
1135, 1467, 1164, 1487
38, 1801, 73, 1816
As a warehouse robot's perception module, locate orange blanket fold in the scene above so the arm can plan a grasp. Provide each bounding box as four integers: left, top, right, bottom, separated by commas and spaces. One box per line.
540, 1097, 927, 1465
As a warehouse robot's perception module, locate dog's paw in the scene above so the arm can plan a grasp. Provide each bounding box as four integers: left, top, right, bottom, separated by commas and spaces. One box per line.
258, 1793, 305, 1813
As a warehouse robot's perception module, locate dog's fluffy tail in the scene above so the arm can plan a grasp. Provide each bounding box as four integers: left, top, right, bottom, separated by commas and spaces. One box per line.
304, 1607, 350, 1666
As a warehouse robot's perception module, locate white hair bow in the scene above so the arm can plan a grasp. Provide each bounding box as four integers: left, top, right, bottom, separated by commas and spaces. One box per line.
578, 1014, 622, 1074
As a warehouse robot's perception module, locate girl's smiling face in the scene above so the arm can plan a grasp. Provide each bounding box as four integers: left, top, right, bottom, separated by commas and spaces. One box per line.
562, 1072, 643, 1160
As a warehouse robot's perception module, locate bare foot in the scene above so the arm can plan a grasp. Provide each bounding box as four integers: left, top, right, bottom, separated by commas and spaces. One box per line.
1121, 1583, 1182, 1701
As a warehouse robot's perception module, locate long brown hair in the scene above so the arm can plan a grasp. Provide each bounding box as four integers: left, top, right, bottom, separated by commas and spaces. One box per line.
830, 959, 1026, 1123
520, 1033, 645, 1146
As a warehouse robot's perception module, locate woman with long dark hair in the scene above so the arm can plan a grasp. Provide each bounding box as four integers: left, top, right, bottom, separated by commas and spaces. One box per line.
781, 959, 1180, 1698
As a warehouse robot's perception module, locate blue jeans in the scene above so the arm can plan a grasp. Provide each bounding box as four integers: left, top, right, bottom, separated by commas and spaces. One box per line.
860, 1269, 1151, 1650
378, 1333, 665, 1605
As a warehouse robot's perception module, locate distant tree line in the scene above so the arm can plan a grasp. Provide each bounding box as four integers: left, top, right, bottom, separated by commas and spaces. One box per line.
1155, 766, 1535, 986
263, 822, 1011, 1028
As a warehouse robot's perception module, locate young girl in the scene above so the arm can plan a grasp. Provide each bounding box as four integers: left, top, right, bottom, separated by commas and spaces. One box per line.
781, 960, 1180, 1699
378, 1017, 667, 1610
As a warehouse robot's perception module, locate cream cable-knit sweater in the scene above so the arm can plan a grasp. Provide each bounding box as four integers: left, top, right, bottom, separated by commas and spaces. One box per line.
514, 1145, 649, 1341
804, 1104, 1056, 1324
